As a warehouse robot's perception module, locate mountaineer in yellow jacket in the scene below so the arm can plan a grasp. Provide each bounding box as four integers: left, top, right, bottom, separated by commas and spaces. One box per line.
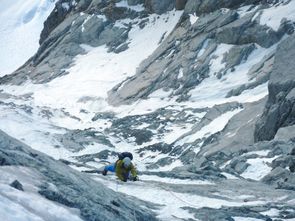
102, 156, 138, 182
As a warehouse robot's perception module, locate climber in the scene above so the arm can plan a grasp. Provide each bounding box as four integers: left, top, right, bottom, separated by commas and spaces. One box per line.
102, 152, 139, 182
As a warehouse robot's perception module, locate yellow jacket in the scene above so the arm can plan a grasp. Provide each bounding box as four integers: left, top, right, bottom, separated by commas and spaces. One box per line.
115, 160, 137, 181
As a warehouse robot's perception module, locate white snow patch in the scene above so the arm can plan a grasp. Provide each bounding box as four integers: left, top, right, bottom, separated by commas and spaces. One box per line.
189, 13, 198, 25
260, 1, 295, 31
116, 0, 144, 12
242, 150, 270, 157
0, 166, 82, 221
178, 68, 184, 79
178, 108, 242, 145
61, 2, 70, 11
0, 106, 71, 160
153, 159, 184, 172
197, 39, 210, 58
241, 156, 278, 180
221, 172, 239, 180
163, 124, 194, 144
209, 44, 233, 76
0, 0, 57, 76
81, 15, 93, 32
188, 44, 276, 108
96, 14, 107, 22
234, 217, 264, 221
260, 208, 280, 217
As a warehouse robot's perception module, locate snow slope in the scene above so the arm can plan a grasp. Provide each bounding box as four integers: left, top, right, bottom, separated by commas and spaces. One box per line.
0, 0, 56, 77
0, 166, 82, 221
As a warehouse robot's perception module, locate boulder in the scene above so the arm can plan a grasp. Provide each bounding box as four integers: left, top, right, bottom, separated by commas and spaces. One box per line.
10, 180, 24, 191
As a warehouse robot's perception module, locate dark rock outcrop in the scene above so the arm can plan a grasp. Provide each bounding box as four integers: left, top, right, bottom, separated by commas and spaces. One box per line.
10, 180, 24, 191
144, 0, 175, 14
184, 0, 261, 15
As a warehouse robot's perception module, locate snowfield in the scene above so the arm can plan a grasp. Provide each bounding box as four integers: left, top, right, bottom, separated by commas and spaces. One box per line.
0, 0, 57, 77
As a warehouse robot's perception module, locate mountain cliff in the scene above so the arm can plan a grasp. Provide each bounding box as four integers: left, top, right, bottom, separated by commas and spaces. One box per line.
0, 0, 295, 220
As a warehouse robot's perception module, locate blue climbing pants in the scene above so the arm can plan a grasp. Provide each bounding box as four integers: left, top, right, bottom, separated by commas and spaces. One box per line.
104, 163, 116, 172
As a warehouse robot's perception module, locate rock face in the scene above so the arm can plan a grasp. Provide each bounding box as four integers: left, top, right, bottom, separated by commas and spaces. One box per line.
108, 3, 290, 106
0, 130, 158, 221
255, 34, 295, 142
0, 0, 140, 85
144, 0, 175, 14
184, 0, 261, 15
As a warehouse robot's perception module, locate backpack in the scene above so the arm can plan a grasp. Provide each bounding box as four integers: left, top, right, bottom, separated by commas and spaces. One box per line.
118, 152, 133, 160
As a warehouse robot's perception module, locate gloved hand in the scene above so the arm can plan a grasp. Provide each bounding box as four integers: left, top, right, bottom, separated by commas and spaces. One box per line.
133, 176, 139, 181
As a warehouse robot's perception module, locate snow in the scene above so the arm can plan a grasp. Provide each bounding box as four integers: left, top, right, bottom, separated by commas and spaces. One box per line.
0, 106, 71, 160
260, 1, 295, 31
0, 0, 57, 77
140, 175, 214, 185
154, 159, 183, 172
178, 108, 242, 145
0, 166, 82, 221
242, 150, 270, 157
188, 43, 276, 108
93, 174, 267, 221
61, 2, 70, 11
197, 39, 210, 58
260, 208, 280, 217
237, 5, 259, 18
209, 44, 233, 76
81, 15, 93, 32
221, 172, 239, 180
162, 123, 194, 144
241, 156, 278, 180
189, 14, 199, 25
178, 68, 184, 79
0, 10, 182, 126
233, 217, 264, 221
